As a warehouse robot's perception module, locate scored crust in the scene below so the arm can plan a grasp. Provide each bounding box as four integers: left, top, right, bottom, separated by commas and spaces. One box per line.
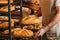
13, 29, 34, 37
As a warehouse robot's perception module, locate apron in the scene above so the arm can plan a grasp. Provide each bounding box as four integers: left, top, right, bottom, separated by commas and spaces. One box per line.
40, 0, 60, 40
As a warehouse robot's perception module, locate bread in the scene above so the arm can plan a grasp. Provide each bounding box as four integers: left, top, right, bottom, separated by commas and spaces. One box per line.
0, 22, 9, 28
0, 19, 15, 29
22, 0, 40, 11
0, 16, 8, 20
0, 0, 13, 4
13, 29, 34, 37
22, 7, 31, 18
0, 5, 15, 12
1, 28, 21, 35
30, 0, 40, 10
22, 15, 42, 24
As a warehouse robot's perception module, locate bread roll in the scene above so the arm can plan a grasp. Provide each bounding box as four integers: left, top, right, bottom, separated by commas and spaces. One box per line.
0, 5, 15, 12
22, 15, 42, 24
1, 28, 21, 35
0, 0, 13, 4
13, 29, 34, 37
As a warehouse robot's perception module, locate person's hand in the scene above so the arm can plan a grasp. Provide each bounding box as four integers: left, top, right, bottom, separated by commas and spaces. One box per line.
35, 28, 47, 38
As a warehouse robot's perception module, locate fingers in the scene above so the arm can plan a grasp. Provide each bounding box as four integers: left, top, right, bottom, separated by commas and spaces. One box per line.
38, 29, 46, 36
35, 31, 40, 38
35, 29, 46, 38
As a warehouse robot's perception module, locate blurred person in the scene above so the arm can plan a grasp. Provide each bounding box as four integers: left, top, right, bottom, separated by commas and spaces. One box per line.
35, 0, 60, 40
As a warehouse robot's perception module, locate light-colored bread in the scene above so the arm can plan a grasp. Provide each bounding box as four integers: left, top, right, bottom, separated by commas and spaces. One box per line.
0, 0, 13, 4
1, 28, 21, 35
22, 15, 42, 24
13, 29, 34, 37
0, 5, 15, 12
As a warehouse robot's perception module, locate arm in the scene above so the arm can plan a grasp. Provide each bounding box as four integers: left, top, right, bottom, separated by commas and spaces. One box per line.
35, 6, 60, 37
43, 6, 60, 32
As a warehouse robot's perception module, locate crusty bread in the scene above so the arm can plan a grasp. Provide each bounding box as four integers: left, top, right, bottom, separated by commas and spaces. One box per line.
0, 5, 15, 12
22, 0, 40, 11
0, 0, 13, 4
13, 29, 34, 37
0, 21, 14, 28
22, 15, 42, 24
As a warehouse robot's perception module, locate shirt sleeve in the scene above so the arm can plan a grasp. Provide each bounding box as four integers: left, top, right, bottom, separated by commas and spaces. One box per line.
56, 0, 60, 6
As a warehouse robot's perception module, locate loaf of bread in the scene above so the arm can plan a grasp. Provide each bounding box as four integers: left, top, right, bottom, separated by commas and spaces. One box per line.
22, 0, 40, 11
22, 15, 42, 24
1, 28, 21, 35
13, 29, 34, 37
0, 5, 15, 12
0, 22, 14, 29
0, 16, 8, 20
30, 0, 40, 10
0, 0, 13, 4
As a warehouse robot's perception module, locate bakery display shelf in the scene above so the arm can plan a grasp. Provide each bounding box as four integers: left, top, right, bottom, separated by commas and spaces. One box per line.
0, 0, 42, 40
0, 30, 39, 40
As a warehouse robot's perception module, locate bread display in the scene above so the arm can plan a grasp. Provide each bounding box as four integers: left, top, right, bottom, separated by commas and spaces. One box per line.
0, 0, 13, 4
22, 15, 42, 24
0, 0, 42, 39
0, 5, 15, 12
1, 28, 21, 35
13, 29, 34, 37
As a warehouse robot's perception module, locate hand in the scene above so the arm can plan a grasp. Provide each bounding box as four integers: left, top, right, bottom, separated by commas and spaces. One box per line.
35, 28, 47, 38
